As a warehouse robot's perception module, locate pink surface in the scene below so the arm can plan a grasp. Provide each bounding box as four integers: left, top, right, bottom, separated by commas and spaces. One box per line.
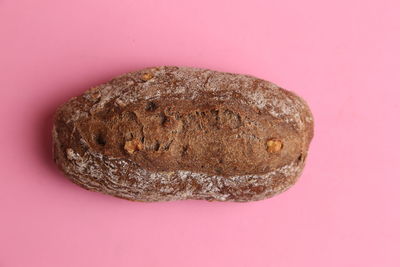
1, 0, 399, 266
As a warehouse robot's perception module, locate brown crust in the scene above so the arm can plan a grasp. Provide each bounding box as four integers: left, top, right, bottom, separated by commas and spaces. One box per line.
52, 66, 314, 202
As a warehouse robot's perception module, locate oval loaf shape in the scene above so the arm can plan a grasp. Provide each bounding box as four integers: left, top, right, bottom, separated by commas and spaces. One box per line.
53, 66, 314, 202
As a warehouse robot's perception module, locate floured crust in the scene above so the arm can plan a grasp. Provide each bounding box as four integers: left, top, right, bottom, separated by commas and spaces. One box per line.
53, 66, 314, 202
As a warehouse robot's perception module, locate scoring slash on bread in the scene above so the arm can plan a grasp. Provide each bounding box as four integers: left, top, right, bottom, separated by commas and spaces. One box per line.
53, 66, 314, 202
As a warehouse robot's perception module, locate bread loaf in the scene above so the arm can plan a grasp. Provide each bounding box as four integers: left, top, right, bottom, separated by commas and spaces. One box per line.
53, 66, 314, 202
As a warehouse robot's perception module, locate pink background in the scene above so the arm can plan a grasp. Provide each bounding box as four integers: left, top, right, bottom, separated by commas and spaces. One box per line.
1, 0, 399, 266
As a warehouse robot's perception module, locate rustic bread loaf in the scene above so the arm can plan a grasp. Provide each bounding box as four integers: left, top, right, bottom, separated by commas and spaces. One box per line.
53, 66, 314, 202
